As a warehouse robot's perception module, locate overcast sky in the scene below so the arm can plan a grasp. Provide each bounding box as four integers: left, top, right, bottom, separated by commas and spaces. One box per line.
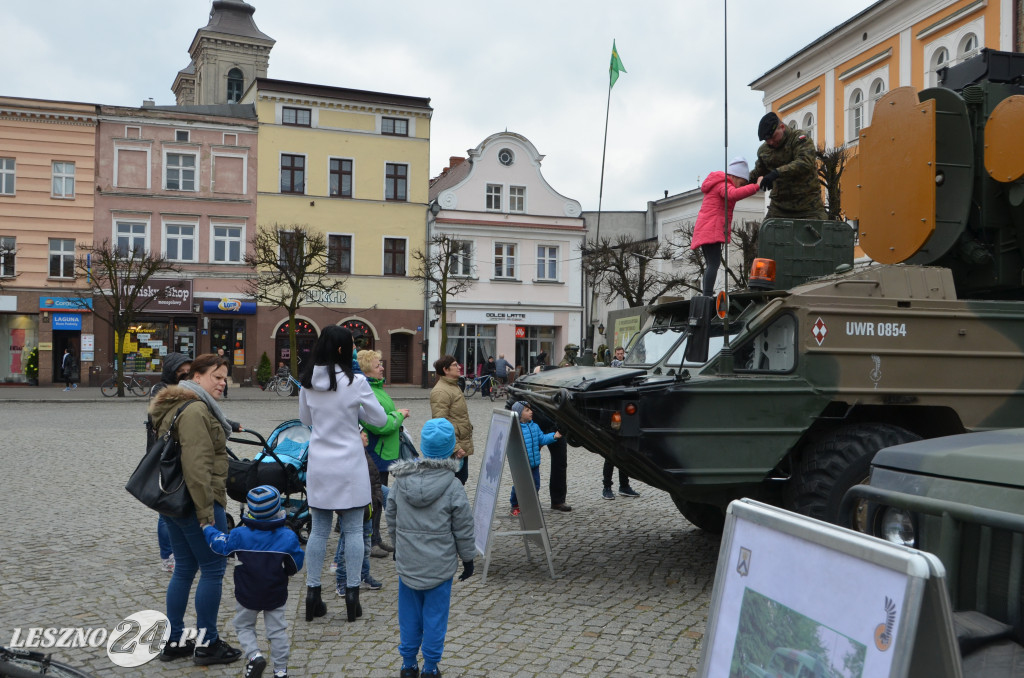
4, 0, 877, 211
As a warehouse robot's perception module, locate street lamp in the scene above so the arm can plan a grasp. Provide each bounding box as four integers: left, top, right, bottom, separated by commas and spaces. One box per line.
431, 299, 442, 317
598, 322, 605, 336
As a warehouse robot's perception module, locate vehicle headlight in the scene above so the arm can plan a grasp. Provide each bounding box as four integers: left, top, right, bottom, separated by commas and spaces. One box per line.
879, 507, 916, 547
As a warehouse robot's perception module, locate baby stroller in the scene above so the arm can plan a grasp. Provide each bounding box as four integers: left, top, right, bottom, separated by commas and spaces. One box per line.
226, 419, 312, 542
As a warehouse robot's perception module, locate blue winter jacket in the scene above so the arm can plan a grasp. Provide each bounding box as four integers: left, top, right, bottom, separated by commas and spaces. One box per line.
520, 421, 557, 468
204, 514, 305, 611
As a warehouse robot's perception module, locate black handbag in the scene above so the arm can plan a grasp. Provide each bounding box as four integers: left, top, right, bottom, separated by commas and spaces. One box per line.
398, 426, 419, 461
125, 402, 196, 517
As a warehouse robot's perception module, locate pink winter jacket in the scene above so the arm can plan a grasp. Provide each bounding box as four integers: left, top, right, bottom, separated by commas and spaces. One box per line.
690, 171, 760, 250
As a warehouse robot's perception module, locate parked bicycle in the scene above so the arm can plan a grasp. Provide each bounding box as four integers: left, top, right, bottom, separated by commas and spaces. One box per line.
100, 370, 152, 397
264, 374, 300, 397
462, 374, 508, 401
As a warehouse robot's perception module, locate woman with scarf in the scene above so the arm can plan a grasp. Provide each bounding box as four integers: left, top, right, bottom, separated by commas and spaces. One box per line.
148, 352, 243, 666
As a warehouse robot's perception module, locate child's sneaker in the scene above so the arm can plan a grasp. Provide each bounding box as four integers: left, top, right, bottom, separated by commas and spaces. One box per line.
273, 671, 289, 678
329, 560, 338, 572
244, 653, 266, 678
509, 506, 521, 518
335, 584, 345, 597
400, 666, 419, 678
618, 486, 641, 497
161, 555, 175, 573
421, 668, 442, 678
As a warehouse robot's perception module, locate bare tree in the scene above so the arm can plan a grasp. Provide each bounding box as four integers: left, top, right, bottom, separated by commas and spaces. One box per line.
817, 145, 848, 221
668, 219, 762, 291
243, 224, 346, 377
73, 239, 181, 396
411, 233, 475, 353
581, 235, 688, 308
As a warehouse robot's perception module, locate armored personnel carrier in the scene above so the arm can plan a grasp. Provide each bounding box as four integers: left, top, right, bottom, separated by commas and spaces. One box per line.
510, 50, 1024, 533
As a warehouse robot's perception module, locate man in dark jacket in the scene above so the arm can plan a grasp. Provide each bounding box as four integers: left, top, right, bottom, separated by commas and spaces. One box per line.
750, 112, 826, 220
205, 485, 305, 678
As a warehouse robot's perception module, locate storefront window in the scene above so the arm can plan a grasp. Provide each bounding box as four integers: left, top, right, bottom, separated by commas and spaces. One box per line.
116, 319, 171, 373
211, 318, 247, 369
173, 319, 197, 358
1, 314, 38, 383
516, 326, 556, 373
445, 324, 496, 377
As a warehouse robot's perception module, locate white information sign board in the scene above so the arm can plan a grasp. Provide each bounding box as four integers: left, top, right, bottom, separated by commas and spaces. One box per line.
699, 499, 959, 678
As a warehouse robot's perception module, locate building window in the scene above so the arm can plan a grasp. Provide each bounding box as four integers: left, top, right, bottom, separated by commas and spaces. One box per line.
444, 324, 496, 378
869, 78, 886, 124
330, 158, 353, 198
929, 47, 949, 87
49, 238, 75, 278
537, 245, 558, 281
52, 162, 75, 198
510, 186, 525, 212
279, 230, 304, 268
384, 238, 406, 276
802, 112, 815, 141
175, 130, 190, 142
166, 153, 196, 191
212, 225, 243, 263
849, 89, 864, 142
280, 154, 305, 194
0, 157, 14, 195
0, 236, 15, 277
486, 184, 502, 211
282, 107, 311, 127
494, 242, 516, 279
328, 234, 352, 274
116, 222, 148, 257
381, 117, 408, 136
227, 68, 244, 103
959, 33, 979, 62
164, 223, 196, 262
385, 163, 407, 201
449, 240, 473, 277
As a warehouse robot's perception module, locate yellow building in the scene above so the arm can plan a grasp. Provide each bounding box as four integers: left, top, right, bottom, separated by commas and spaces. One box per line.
0, 96, 97, 385
750, 0, 1019, 150
243, 78, 433, 384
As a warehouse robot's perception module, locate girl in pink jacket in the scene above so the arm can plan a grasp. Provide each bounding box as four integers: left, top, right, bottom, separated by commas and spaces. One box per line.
690, 157, 761, 296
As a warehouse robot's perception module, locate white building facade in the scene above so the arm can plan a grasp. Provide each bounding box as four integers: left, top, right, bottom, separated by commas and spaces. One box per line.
428, 132, 585, 377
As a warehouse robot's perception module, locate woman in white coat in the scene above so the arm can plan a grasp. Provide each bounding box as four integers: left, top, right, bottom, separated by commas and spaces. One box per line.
299, 325, 387, 623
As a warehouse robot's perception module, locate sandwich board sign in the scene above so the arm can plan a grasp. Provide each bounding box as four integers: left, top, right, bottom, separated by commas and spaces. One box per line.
472, 408, 555, 584
699, 499, 959, 678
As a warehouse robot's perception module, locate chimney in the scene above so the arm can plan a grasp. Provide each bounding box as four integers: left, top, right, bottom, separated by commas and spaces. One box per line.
142, 98, 155, 108
664, 190, 668, 198
448, 156, 465, 170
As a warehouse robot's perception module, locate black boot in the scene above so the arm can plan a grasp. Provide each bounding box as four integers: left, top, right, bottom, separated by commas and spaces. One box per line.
345, 586, 362, 622
305, 585, 326, 622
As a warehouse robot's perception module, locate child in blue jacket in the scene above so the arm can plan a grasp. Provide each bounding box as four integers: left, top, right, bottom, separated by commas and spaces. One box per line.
508, 401, 562, 517
204, 485, 305, 678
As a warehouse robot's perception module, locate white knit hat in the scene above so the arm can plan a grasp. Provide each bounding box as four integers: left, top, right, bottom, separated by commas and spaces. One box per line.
727, 157, 749, 179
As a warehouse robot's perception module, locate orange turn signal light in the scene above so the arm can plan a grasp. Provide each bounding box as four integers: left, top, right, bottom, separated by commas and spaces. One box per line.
749, 258, 777, 289
625, 403, 637, 416
610, 411, 622, 430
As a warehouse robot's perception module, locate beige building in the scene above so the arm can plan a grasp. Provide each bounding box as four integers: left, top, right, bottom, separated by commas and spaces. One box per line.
750, 0, 1021, 150
0, 97, 97, 385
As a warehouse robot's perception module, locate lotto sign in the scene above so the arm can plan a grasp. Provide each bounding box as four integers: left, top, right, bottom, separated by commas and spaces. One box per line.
812, 317, 828, 346
515, 326, 526, 338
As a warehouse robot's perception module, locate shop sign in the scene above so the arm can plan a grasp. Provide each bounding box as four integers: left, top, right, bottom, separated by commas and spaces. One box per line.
304, 288, 347, 305
202, 299, 257, 315
124, 279, 193, 313
456, 310, 555, 326
81, 334, 95, 351
515, 326, 526, 338
39, 296, 93, 312
0, 296, 16, 312
52, 313, 82, 330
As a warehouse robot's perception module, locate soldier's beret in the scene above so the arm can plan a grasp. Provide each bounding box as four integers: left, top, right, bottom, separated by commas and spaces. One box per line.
758, 112, 780, 141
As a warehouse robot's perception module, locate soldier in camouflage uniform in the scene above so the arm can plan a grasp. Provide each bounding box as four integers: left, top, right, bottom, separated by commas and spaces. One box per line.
750, 112, 827, 220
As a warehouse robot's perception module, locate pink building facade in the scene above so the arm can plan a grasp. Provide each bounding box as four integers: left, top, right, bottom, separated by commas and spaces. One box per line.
92, 104, 258, 383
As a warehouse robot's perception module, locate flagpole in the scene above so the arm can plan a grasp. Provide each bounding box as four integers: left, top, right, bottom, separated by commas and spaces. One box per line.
588, 80, 613, 351
721, 0, 732, 352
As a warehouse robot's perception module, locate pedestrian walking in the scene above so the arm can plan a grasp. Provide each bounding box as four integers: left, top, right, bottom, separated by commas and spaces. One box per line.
61, 347, 76, 391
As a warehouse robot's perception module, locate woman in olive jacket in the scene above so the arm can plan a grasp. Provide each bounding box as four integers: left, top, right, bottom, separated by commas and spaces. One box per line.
147, 352, 242, 665
429, 355, 474, 485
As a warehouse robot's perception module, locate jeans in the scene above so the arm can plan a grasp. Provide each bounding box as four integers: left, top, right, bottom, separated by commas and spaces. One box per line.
307, 506, 363, 589
234, 602, 289, 672
158, 516, 173, 560
510, 465, 541, 507
398, 578, 453, 670
335, 519, 371, 587
164, 502, 228, 643
371, 485, 390, 546
603, 461, 629, 490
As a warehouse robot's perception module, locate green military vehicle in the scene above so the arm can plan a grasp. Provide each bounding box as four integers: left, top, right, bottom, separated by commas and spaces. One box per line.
510, 50, 1024, 533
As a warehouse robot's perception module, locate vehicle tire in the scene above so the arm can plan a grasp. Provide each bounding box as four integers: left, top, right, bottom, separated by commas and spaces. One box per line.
275, 379, 294, 397
672, 496, 726, 534
785, 423, 920, 525
489, 386, 497, 402
463, 381, 479, 398
130, 377, 151, 397
100, 377, 118, 397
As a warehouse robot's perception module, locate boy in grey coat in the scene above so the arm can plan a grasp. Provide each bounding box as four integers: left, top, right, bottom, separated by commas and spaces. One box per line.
386, 418, 475, 678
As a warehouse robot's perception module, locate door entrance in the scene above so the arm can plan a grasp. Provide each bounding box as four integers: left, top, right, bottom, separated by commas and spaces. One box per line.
390, 334, 411, 383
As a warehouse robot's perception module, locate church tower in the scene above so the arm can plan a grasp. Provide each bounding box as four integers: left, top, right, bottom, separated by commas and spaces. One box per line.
171, 0, 275, 106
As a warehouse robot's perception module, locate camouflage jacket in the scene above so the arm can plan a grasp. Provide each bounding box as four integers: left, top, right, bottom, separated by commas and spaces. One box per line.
751, 127, 823, 214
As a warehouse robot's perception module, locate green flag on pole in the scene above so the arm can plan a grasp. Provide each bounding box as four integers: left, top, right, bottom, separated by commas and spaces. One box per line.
609, 40, 626, 88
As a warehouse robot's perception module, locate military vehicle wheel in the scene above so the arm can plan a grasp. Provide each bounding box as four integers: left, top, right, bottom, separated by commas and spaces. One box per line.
786, 423, 920, 525
672, 496, 725, 534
